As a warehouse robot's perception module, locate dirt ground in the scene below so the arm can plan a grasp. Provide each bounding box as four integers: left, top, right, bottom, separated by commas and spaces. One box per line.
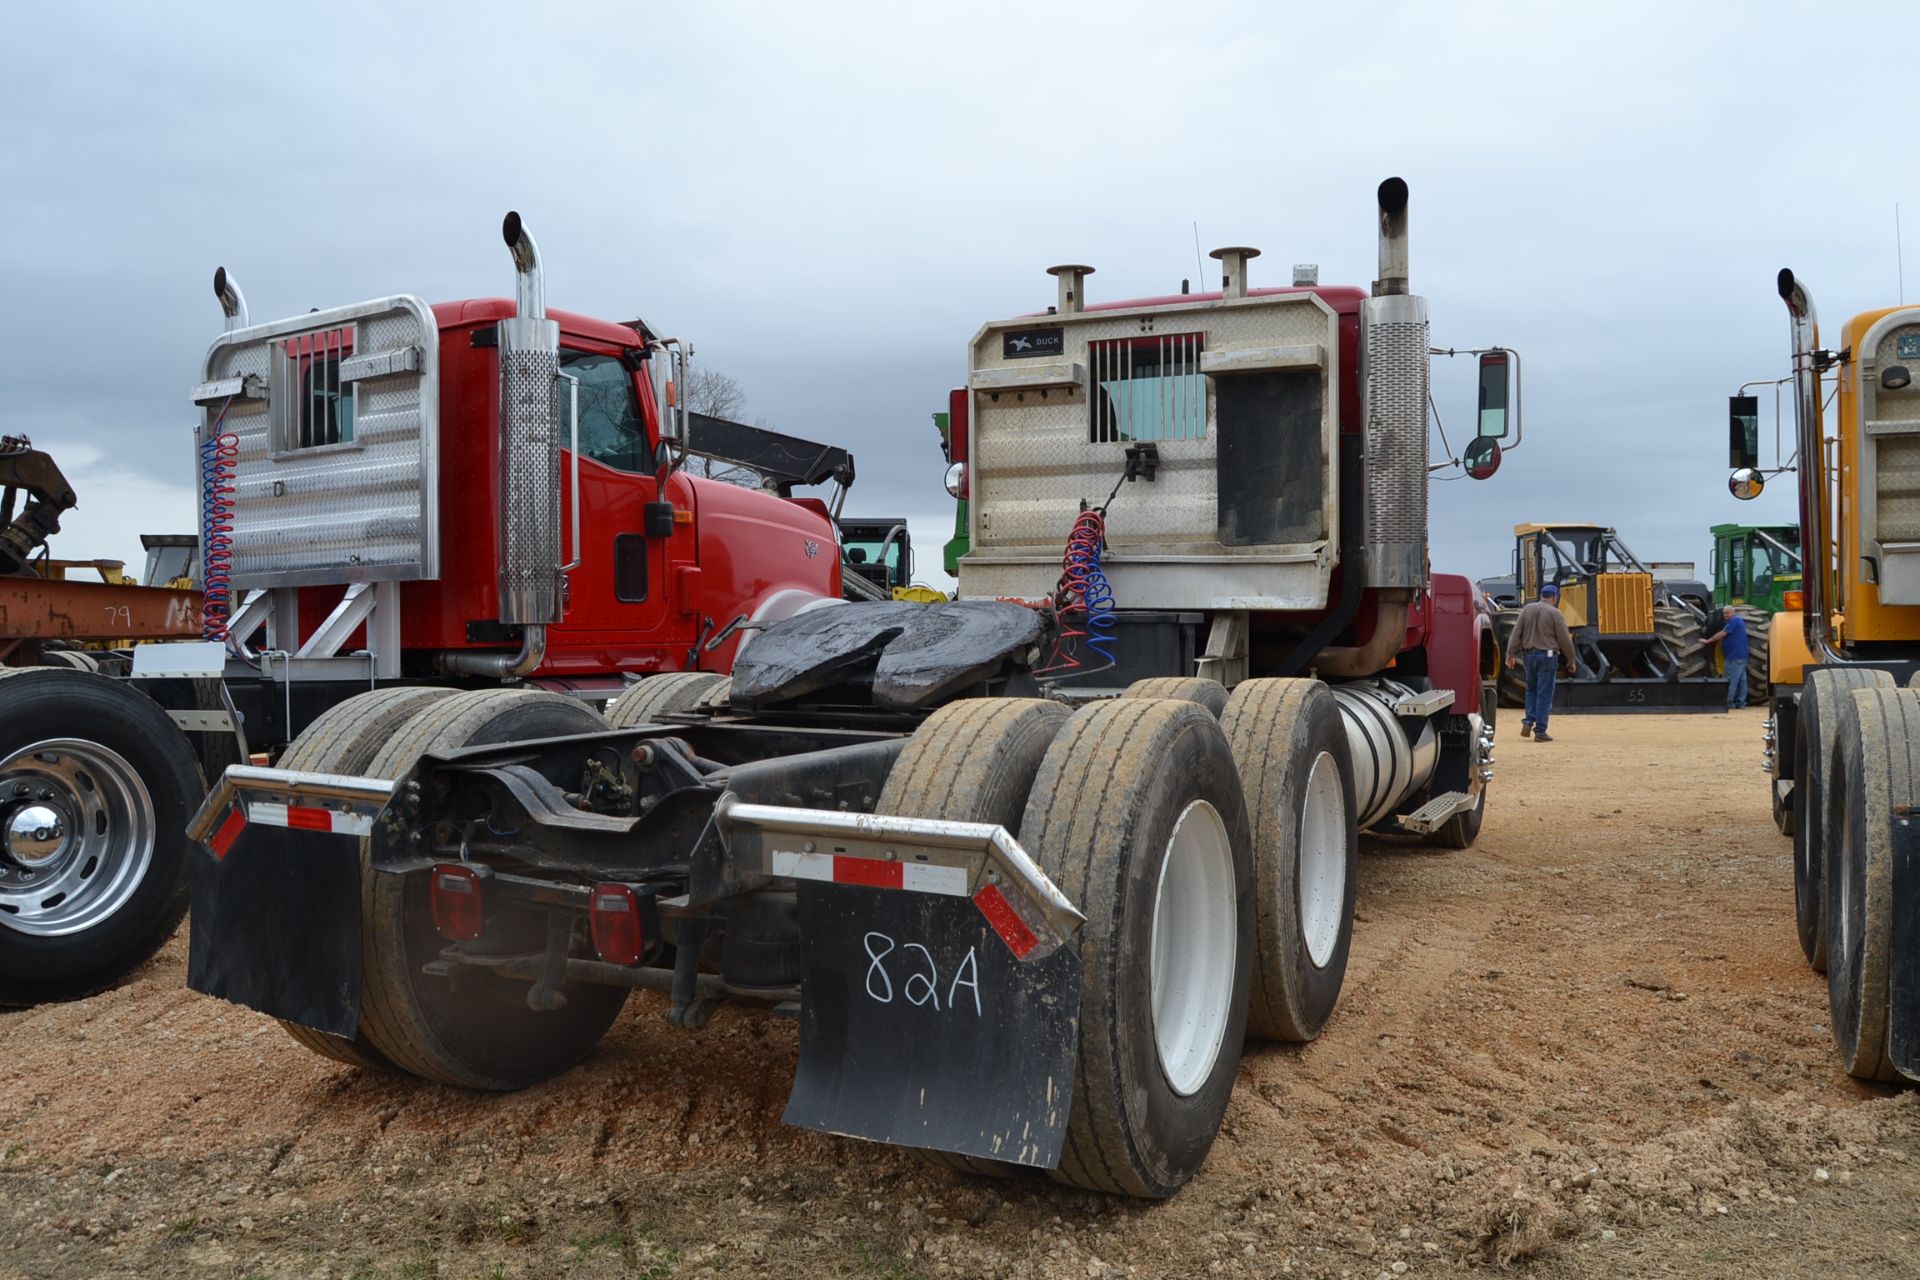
3, 707, 1918, 1280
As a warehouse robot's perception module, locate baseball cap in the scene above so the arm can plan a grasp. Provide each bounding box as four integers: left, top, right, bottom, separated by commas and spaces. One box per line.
1540, 583, 1560, 597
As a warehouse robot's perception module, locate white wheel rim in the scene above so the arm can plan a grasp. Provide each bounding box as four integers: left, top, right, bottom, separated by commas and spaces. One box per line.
1149, 799, 1237, 1097
1298, 751, 1346, 968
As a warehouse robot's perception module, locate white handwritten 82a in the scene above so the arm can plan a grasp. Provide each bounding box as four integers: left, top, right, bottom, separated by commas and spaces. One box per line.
863, 931, 982, 1016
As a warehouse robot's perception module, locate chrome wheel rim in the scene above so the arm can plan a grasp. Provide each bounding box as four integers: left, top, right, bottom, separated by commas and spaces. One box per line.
1149, 799, 1237, 1097
1298, 750, 1346, 968
0, 739, 155, 937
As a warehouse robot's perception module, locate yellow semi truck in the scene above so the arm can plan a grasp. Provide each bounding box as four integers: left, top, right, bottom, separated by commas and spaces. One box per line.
1737, 270, 1920, 1085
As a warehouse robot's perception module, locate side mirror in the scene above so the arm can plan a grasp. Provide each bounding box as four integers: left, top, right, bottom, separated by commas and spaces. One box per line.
1463, 435, 1501, 480
1477, 350, 1512, 439
1728, 395, 1760, 470
654, 441, 676, 473
1729, 468, 1765, 500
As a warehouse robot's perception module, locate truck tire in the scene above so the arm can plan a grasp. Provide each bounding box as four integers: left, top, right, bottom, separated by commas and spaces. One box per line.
606, 671, 730, 729
875, 695, 1071, 1180
1120, 677, 1229, 718
1020, 698, 1255, 1198
1218, 679, 1357, 1042
40, 650, 101, 673
1728, 605, 1769, 706
1796, 668, 1896, 971
1824, 686, 1910, 1082
0, 668, 202, 1005
270, 686, 459, 1070
357, 689, 629, 1090
1493, 610, 1526, 708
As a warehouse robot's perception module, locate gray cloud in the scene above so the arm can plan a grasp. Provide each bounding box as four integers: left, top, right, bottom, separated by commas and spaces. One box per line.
0, 1, 1903, 595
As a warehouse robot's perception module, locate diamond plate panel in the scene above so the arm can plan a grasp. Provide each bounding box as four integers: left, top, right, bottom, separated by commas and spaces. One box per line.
199, 296, 439, 588
966, 294, 1339, 563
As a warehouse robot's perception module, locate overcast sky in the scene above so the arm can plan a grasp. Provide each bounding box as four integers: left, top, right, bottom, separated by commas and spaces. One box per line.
2, 2, 1909, 597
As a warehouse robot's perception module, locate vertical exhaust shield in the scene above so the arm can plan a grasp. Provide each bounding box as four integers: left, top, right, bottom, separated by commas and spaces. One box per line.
497, 212, 562, 628
1360, 178, 1429, 590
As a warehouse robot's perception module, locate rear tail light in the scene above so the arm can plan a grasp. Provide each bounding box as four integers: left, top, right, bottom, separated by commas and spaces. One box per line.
946, 387, 969, 499
429, 863, 486, 941
1783, 590, 1804, 612
590, 883, 649, 966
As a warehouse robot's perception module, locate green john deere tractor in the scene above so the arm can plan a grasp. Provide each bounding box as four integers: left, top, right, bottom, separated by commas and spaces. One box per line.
1706, 523, 1801, 705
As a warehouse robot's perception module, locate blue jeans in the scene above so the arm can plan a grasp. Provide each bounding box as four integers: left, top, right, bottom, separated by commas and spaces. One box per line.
1523, 650, 1558, 733
1726, 658, 1748, 709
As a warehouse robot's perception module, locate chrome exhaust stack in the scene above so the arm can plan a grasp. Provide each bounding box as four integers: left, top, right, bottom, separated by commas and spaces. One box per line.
441, 212, 560, 678
213, 267, 249, 333
1778, 269, 1844, 664
1359, 176, 1429, 594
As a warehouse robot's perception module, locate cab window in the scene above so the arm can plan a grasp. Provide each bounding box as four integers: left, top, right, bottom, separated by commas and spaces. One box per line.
562, 350, 650, 472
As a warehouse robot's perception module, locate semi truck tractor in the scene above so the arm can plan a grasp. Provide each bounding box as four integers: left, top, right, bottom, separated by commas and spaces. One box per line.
185, 178, 1506, 1198
1735, 270, 1920, 1086
0, 214, 843, 1004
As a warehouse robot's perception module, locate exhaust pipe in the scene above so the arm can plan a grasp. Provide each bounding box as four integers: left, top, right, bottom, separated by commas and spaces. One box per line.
1315, 592, 1412, 678
438, 623, 548, 678
1359, 175, 1429, 594
439, 212, 561, 679
1210, 246, 1260, 299
1046, 264, 1094, 315
213, 267, 248, 332
1778, 269, 1844, 665
1373, 178, 1410, 297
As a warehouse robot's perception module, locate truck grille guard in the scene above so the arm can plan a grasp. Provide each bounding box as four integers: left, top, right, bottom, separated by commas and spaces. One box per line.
187, 763, 1085, 962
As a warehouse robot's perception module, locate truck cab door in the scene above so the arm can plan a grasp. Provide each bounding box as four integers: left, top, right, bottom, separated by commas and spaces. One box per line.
554, 346, 674, 648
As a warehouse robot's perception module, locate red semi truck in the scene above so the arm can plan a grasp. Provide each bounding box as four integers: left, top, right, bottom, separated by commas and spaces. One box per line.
0, 214, 843, 1003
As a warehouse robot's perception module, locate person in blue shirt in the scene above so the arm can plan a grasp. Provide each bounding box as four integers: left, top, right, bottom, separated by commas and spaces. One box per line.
1703, 606, 1749, 709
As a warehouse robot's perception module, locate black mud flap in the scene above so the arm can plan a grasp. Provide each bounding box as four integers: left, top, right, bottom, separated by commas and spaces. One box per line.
186, 819, 363, 1037
784, 881, 1081, 1166
1892, 809, 1920, 1081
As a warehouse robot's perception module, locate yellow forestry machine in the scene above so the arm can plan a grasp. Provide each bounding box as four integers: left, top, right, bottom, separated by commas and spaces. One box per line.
1480, 522, 1724, 711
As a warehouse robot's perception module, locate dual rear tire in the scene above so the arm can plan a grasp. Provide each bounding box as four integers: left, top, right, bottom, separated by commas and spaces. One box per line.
1822, 685, 1918, 1083
881, 683, 1358, 1197
276, 687, 627, 1090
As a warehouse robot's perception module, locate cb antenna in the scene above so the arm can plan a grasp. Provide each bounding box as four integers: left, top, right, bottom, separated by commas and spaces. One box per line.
1192, 220, 1204, 286
1899, 202, 1906, 305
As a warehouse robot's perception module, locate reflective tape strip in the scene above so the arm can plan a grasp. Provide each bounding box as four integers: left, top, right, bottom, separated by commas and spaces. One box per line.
208, 808, 248, 860
771, 849, 970, 897
972, 883, 1039, 959
247, 802, 373, 837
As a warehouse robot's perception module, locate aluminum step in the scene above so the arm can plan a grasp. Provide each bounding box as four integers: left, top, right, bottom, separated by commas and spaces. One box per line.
1399, 790, 1475, 835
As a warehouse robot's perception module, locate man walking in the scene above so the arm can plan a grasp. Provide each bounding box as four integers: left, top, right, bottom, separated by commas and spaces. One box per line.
1505, 583, 1577, 742
1703, 605, 1749, 710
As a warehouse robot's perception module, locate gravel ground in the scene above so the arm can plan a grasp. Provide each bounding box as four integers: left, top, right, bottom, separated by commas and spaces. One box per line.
2, 706, 1917, 1279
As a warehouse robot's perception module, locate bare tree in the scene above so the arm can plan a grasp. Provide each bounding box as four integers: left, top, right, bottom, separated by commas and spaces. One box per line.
680, 367, 767, 489
685, 367, 748, 422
